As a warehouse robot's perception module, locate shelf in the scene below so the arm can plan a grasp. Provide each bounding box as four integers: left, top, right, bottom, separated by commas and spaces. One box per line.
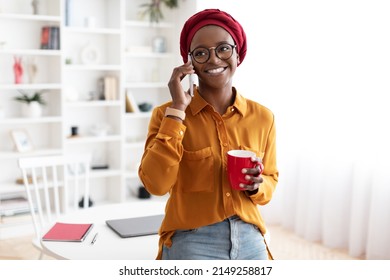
0, 83, 62, 90
0, 14, 61, 22
0, 149, 63, 160
65, 135, 122, 144
63, 64, 121, 71
65, 100, 121, 107
0, 116, 62, 124
64, 26, 121, 35
124, 52, 174, 58
0, 49, 61, 56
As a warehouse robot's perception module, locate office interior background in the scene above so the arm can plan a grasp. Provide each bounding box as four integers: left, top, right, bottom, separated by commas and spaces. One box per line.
0, 0, 389, 260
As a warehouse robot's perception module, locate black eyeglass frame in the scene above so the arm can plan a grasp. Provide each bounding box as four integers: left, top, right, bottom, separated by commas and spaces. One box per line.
188, 43, 237, 64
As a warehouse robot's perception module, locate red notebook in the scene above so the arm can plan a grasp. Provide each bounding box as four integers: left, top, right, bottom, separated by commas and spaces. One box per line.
42, 222, 94, 242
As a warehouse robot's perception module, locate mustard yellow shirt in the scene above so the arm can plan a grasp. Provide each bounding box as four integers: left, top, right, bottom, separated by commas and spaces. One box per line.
138, 87, 278, 259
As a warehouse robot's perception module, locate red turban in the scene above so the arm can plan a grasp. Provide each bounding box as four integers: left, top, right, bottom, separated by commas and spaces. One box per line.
180, 9, 247, 66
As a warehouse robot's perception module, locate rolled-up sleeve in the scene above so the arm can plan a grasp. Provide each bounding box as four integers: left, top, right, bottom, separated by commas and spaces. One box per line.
138, 107, 187, 196
248, 114, 278, 205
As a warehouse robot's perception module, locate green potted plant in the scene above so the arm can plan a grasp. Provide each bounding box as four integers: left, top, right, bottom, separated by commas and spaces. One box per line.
14, 90, 46, 118
139, 0, 179, 23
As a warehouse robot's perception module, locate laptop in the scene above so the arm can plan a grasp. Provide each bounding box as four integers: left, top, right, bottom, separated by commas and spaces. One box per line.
106, 214, 164, 238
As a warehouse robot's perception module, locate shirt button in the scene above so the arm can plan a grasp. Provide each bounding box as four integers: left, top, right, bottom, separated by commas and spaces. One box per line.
223, 143, 228, 147
226, 192, 231, 197
179, 130, 184, 136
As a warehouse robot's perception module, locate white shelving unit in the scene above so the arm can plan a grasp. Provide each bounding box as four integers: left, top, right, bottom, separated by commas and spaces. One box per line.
0, 0, 196, 236
123, 0, 180, 192
0, 0, 62, 237
61, 0, 124, 203
0, 0, 62, 183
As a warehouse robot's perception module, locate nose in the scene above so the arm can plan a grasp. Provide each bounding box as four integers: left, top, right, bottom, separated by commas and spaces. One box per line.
208, 47, 219, 63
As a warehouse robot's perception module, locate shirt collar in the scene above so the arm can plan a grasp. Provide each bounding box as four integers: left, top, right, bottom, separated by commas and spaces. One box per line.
232, 88, 247, 117
189, 87, 247, 117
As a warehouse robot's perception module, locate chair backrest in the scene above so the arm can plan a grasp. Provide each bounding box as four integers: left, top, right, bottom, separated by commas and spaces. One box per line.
18, 154, 91, 239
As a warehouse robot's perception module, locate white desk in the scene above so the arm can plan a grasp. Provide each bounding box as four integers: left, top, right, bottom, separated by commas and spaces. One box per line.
41, 200, 166, 260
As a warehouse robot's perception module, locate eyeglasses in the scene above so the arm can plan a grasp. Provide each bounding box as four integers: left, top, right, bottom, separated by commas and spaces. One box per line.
189, 43, 236, 64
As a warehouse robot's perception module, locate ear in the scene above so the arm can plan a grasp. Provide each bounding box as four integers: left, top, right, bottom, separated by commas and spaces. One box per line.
237, 55, 240, 65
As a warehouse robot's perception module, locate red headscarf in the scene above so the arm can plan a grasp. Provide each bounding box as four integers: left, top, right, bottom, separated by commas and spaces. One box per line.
180, 9, 247, 66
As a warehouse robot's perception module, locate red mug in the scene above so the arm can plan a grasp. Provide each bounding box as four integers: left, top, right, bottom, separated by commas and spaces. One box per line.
227, 150, 263, 191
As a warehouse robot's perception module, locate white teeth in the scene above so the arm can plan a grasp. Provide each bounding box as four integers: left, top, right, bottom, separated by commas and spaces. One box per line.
207, 67, 224, 74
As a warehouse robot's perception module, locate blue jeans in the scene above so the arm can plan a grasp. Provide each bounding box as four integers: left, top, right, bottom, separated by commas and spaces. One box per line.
162, 215, 268, 260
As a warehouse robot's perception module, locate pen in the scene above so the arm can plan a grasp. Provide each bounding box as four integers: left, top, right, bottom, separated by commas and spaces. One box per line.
91, 232, 98, 245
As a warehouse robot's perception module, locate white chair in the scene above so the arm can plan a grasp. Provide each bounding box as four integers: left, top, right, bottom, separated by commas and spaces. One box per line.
18, 154, 92, 259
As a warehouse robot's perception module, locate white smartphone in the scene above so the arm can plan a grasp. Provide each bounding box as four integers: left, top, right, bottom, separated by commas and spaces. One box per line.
188, 54, 194, 97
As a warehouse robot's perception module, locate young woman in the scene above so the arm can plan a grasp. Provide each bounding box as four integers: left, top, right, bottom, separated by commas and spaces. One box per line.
138, 9, 278, 260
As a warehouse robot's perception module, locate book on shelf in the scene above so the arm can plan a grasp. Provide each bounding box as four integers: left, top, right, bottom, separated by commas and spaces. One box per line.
40, 26, 60, 50
50, 26, 60, 50
65, 0, 72, 26
42, 222, 94, 242
103, 76, 118, 100
125, 90, 140, 113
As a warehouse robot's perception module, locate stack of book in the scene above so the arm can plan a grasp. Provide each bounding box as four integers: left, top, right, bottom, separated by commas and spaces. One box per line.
0, 197, 31, 216
40, 26, 60, 50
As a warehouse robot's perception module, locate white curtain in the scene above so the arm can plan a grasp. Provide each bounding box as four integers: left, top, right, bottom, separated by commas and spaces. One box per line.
255, 0, 390, 258
196, 0, 390, 259
262, 129, 390, 260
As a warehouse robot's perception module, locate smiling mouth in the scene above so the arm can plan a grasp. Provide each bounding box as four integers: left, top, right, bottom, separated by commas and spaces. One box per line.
205, 67, 227, 74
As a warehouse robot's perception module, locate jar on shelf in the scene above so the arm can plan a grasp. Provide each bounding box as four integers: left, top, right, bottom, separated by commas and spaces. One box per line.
152, 36, 166, 53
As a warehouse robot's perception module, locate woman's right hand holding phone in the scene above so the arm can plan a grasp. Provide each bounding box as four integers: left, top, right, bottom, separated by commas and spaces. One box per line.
167, 60, 195, 111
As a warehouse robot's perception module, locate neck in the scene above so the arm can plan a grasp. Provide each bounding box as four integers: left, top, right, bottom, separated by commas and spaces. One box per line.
198, 85, 235, 115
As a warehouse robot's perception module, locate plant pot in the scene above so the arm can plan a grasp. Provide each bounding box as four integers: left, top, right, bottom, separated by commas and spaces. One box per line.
21, 101, 42, 118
